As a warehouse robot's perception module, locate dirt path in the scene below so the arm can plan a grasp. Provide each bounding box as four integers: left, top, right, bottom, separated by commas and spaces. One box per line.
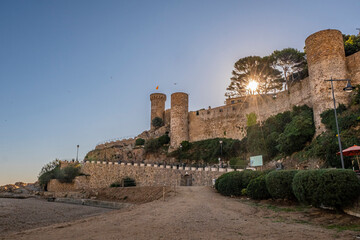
2, 187, 359, 240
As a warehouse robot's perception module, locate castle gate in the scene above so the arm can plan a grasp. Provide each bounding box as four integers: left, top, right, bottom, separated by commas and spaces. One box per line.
180, 173, 192, 186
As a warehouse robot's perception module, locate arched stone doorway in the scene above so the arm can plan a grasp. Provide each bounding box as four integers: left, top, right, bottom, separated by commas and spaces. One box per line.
180, 173, 192, 186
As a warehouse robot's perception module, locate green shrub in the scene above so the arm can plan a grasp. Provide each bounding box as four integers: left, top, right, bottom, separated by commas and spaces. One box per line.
266, 170, 298, 199
38, 160, 60, 187
215, 173, 227, 191
170, 138, 244, 164
241, 188, 247, 196
38, 160, 81, 188
240, 170, 263, 190
110, 177, 136, 188
352, 85, 360, 105
216, 171, 243, 196
292, 170, 325, 206
344, 35, 360, 56
292, 169, 360, 208
246, 125, 267, 157
158, 134, 170, 145
320, 104, 347, 131
135, 138, 145, 146
317, 169, 360, 208
123, 177, 136, 187
180, 141, 191, 151
110, 182, 122, 187
58, 165, 81, 183
247, 175, 271, 200
144, 138, 161, 153
277, 106, 315, 155
229, 157, 247, 169
216, 170, 262, 196
152, 117, 164, 128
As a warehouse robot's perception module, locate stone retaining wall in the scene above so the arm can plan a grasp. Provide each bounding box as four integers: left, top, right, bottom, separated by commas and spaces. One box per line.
47, 179, 77, 192
80, 161, 228, 189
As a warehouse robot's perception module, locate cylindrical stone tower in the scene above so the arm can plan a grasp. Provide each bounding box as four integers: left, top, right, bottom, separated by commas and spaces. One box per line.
150, 93, 166, 129
305, 29, 349, 135
170, 92, 189, 149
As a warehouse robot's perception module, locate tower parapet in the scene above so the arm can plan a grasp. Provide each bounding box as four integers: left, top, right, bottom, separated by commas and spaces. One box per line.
305, 29, 349, 134
150, 93, 166, 129
170, 92, 189, 149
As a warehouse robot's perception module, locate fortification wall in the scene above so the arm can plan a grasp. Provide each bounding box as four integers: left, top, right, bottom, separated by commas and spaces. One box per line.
305, 29, 349, 134
347, 51, 360, 85
48, 179, 77, 192
150, 93, 166, 129
189, 77, 312, 142
80, 161, 225, 188
170, 92, 189, 149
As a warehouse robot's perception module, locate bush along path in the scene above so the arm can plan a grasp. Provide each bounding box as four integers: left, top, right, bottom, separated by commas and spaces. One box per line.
215, 169, 360, 210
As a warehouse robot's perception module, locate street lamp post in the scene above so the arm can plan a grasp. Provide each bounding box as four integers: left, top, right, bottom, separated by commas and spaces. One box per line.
325, 78, 354, 169
219, 140, 223, 156
219, 140, 223, 168
76, 145, 79, 162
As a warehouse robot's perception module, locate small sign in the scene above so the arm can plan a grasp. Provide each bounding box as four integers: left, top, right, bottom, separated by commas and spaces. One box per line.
250, 155, 263, 167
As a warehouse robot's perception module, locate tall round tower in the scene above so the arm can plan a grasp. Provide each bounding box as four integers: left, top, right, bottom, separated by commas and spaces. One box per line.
170, 92, 189, 149
150, 93, 166, 129
305, 29, 349, 134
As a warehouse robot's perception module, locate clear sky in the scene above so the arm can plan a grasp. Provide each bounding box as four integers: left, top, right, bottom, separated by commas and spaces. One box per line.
0, 0, 359, 185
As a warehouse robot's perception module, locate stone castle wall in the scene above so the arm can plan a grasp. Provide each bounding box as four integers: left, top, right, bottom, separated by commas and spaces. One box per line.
78, 161, 225, 189
48, 179, 77, 192
347, 51, 360, 85
170, 92, 189, 149
306, 29, 350, 134
188, 77, 312, 142
150, 93, 166, 129
92, 29, 360, 156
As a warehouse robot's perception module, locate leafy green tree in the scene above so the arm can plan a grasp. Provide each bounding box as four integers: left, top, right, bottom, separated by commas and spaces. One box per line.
343, 34, 360, 56
158, 134, 170, 145
277, 106, 315, 155
226, 56, 283, 97
152, 117, 164, 128
271, 48, 306, 93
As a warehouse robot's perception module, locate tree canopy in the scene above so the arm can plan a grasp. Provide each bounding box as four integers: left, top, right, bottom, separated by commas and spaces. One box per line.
226, 56, 283, 98
344, 34, 360, 56
271, 48, 306, 93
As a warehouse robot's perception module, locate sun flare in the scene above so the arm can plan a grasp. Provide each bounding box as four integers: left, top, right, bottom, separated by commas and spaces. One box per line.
247, 80, 259, 92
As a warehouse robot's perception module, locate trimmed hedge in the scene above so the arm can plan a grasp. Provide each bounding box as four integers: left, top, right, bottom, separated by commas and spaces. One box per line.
216, 170, 263, 196
240, 170, 263, 189
266, 170, 298, 199
216, 172, 243, 196
292, 170, 325, 206
247, 175, 271, 200
216, 168, 360, 209
293, 169, 360, 208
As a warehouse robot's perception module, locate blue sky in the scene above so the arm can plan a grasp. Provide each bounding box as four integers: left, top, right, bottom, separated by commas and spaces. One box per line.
0, 0, 359, 185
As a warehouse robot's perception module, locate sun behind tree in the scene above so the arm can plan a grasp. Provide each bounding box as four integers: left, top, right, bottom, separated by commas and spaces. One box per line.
247, 80, 259, 94
226, 56, 283, 98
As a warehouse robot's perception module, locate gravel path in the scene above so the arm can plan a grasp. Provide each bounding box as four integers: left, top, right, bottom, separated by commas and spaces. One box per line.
1, 187, 358, 240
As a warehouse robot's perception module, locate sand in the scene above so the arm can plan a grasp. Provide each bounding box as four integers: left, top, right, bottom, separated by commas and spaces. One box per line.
1, 186, 359, 240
